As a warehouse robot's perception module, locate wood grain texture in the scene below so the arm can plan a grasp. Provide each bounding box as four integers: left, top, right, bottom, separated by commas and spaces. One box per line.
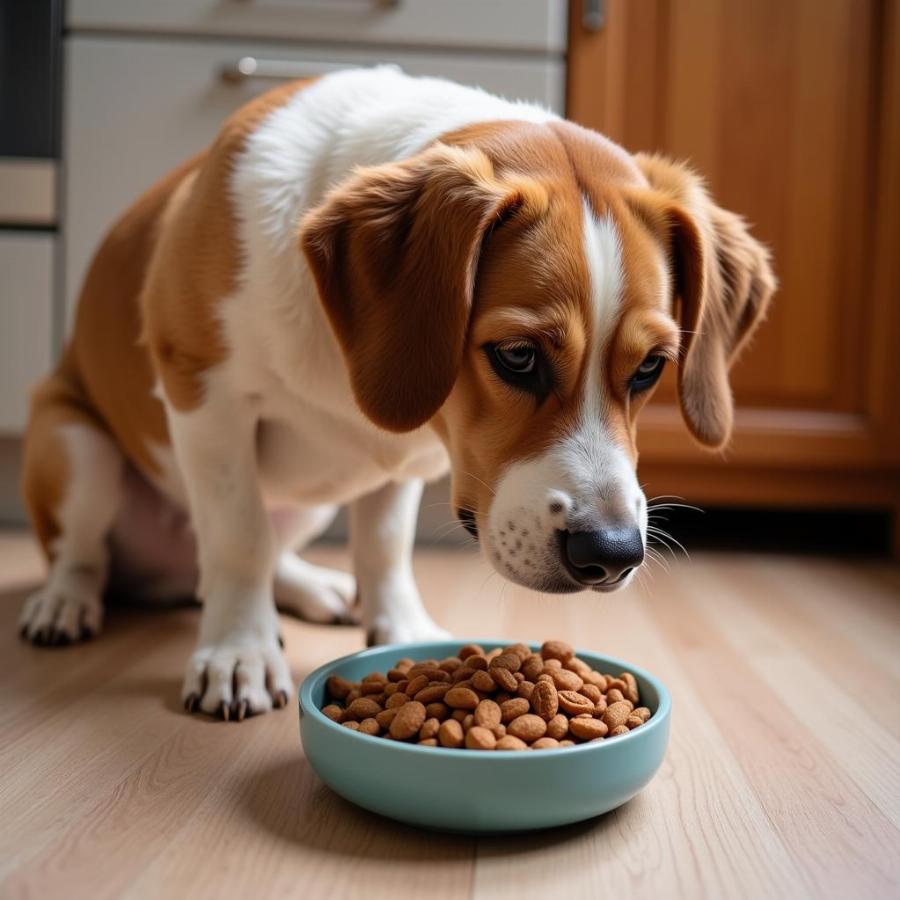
567, 0, 900, 525
0, 531, 898, 899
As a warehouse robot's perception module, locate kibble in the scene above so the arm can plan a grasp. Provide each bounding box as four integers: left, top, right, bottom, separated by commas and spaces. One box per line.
321, 641, 652, 750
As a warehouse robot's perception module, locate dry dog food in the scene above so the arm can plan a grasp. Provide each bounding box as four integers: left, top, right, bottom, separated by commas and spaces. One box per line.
321, 641, 652, 750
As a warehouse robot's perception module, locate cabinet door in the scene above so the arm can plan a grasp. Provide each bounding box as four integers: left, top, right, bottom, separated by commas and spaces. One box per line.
63, 35, 565, 321
568, 0, 900, 509
0, 234, 54, 435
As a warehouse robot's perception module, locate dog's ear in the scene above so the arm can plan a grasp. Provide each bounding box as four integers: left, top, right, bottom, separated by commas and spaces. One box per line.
631, 154, 776, 449
299, 144, 546, 432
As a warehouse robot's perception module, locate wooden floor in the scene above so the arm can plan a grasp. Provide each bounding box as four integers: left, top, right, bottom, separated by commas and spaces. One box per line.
1, 531, 898, 900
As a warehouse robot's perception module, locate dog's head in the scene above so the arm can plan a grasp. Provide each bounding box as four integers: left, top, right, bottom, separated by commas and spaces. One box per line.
300, 120, 775, 592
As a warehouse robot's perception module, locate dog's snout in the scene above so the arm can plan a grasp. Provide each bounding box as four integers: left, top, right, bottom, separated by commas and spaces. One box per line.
561, 526, 644, 586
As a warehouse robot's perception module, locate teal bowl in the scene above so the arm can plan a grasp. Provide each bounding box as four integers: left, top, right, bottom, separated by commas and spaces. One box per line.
298, 640, 671, 833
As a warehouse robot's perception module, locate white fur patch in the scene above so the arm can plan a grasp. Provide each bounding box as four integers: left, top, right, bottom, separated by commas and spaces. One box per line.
485, 207, 646, 592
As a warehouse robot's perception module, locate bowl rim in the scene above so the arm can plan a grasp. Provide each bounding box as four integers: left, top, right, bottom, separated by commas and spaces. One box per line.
299, 639, 672, 759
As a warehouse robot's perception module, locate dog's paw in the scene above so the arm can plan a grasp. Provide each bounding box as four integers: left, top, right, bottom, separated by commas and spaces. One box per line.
19, 582, 103, 646
365, 613, 451, 647
182, 636, 293, 721
274, 556, 358, 625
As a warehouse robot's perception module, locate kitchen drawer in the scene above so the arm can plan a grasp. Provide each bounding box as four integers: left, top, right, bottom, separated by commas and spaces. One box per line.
63, 35, 564, 318
67, 0, 568, 54
0, 234, 54, 434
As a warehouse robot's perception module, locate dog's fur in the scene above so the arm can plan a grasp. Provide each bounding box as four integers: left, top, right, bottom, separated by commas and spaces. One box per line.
19, 69, 774, 718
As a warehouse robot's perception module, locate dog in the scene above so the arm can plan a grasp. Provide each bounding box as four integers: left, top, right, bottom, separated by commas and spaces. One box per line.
19, 68, 774, 719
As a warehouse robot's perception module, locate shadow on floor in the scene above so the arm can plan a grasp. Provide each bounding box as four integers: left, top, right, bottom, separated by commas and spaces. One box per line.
235, 756, 629, 858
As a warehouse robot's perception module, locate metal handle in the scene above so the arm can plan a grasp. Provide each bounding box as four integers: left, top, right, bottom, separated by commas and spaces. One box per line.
232, 0, 400, 6
220, 57, 350, 83
583, 0, 606, 31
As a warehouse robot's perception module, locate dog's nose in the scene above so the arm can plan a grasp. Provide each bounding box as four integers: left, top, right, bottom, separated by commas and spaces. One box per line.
561, 527, 644, 585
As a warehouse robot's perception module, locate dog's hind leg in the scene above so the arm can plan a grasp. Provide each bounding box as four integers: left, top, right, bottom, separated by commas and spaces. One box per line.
271, 506, 357, 624
19, 376, 124, 645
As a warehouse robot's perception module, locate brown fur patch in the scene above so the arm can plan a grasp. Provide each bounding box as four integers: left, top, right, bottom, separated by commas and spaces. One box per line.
143, 79, 314, 411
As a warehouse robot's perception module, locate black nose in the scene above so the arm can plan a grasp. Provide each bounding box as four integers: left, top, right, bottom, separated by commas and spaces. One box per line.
561, 527, 644, 585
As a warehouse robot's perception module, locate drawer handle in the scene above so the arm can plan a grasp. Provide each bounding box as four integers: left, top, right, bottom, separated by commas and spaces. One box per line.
583, 0, 606, 31
221, 57, 354, 83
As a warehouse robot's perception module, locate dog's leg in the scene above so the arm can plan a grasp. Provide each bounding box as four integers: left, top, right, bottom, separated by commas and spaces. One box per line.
19, 384, 123, 645
272, 506, 357, 624
167, 390, 290, 719
350, 479, 449, 645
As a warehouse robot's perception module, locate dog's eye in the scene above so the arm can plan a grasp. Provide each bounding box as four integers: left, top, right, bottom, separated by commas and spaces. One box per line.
630, 354, 666, 393
485, 341, 552, 401
494, 343, 536, 374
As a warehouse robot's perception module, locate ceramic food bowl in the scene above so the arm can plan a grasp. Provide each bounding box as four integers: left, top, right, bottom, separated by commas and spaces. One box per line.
298, 640, 671, 833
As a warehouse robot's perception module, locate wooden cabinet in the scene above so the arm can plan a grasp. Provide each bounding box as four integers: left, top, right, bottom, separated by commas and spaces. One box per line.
568, 0, 900, 527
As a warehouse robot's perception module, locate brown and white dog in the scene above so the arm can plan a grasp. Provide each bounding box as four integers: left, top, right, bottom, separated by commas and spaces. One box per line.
19, 69, 773, 719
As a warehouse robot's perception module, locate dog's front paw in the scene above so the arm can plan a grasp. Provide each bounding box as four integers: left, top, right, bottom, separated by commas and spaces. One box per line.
365, 610, 451, 647
274, 556, 359, 625
19, 581, 103, 646
182, 636, 293, 720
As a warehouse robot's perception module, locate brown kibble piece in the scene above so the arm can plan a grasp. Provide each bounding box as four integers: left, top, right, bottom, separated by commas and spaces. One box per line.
471, 670, 497, 692
322, 704, 343, 722
549, 668, 583, 692
569, 717, 608, 740
474, 699, 502, 730
503, 643, 531, 661
358, 718, 381, 736
517, 681, 535, 701
531, 737, 561, 750
375, 708, 398, 728
459, 644, 484, 660
465, 655, 488, 671
546, 713, 569, 740
621, 672, 640, 704
496, 735, 528, 750
386, 692, 410, 709
609, 725, 630, 737
522, 654, 544, 681
541, 640, 574, 661
490, 652, 522, 673
405, 674, 429, 696
602, 701, 632, 731
346, 697, 382, 720
415, 683, 451, 703
500, 697, 530, 723
342, 721, 360, 730
490, 666, 518, 692
626, 715, 644, 729
465, 726, 497, 750
426, 702, 450, 721
438, 718, 465, 748
607, 688, 625, 704
557, 690, 594, 716
633, 707, 652, 722
579, 683, 602, 703
390, 701, 426, 740
507, 714, 547, 742
445, 686, 480, 709
531, 680, 559, 721
326, 675, 355, 700
419, 717, 441, 740
418, 738, 438, 746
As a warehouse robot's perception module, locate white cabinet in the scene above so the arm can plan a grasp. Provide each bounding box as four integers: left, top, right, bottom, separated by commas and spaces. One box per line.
0, 234, 54, 434
63, 35, 565, 318
67, 0, 568, 53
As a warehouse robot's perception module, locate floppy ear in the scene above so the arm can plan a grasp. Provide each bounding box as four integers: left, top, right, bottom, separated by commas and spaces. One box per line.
633, 154, 776, 448
299, 144, 545, 432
